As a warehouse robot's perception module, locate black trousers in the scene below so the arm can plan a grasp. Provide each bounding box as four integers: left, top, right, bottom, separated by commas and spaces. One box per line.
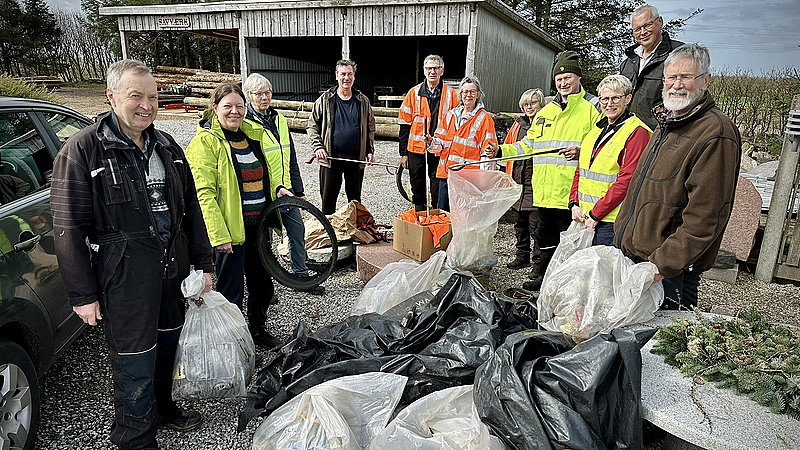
98, 238, 184, 449
214, 223, 275, 334
319, 159, 365, 215
512, 208, 539, 260
661, 269, 702, 310
407, 151, 440, 210
536, 207, 572, 270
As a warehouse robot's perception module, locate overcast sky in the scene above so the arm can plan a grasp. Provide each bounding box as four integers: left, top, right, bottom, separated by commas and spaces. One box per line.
46, 0, 799, 73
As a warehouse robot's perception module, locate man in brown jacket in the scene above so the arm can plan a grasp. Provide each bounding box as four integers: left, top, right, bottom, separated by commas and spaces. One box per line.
614, 44, 741, 310
307, 59, 376, 214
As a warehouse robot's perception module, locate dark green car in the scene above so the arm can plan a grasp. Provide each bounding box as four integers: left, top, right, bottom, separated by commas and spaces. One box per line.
0, 97, 91, 450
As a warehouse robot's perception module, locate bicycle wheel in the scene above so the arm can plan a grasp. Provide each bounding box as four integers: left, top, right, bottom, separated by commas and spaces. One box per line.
395, 163, 412, 203
257, 196, 338, 291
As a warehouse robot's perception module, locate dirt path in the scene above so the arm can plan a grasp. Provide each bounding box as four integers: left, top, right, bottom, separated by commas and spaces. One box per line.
55, 84, 199, 121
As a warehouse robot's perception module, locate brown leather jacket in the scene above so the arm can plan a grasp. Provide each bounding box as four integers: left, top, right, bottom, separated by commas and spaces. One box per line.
614, 93, 741, 277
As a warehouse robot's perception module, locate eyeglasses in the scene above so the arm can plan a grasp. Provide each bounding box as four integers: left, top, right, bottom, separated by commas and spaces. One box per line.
598, 95, 626, 105
631, 17, 659, 35
663, 73, 706, 86
461, 89, 479, 96
424, 66, 442, 72
251, 90, 272, 97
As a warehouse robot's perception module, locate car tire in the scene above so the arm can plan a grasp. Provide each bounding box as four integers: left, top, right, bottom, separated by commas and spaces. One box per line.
0, 340, 40, 450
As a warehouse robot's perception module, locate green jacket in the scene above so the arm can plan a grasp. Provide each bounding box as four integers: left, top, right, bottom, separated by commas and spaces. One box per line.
185, 110, 290, 246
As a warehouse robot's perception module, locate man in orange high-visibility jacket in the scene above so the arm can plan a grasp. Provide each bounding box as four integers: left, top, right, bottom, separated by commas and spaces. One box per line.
398, 55, 460, 211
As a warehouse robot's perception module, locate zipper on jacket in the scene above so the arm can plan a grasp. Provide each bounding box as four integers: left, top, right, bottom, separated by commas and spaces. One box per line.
614, 127, 670, 246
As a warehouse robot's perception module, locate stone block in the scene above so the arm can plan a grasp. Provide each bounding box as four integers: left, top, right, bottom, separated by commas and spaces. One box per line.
719, 176, 762, 261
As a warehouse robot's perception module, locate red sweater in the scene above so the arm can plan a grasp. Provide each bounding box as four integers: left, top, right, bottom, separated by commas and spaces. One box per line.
569, 126, 651, 220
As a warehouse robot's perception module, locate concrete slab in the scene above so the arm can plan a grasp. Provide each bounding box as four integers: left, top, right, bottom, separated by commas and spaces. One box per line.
635, 311, 800, 450
703, 266, 738, 284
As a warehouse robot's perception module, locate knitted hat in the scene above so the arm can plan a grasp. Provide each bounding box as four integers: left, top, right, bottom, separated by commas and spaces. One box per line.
552, 51, 582, 78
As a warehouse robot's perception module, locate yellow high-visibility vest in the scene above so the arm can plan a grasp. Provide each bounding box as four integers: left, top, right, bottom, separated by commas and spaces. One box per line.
500, 88, 602, 209
577, 115, 650, 222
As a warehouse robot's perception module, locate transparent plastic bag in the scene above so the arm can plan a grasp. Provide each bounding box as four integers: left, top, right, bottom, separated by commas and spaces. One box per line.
369, 385, 504, 450
543, 220, 594, 281
251, 372, 408, 450
537, 245, 663, 342
446, 169, 521, 273
351, 251, 451, 316
171, 271, 255, 400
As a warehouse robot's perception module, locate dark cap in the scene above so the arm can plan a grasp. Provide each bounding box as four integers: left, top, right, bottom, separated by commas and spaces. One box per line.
552, 50, 582, 79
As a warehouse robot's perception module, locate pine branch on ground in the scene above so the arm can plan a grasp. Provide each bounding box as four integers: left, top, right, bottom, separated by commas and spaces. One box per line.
652, 309, 800, 419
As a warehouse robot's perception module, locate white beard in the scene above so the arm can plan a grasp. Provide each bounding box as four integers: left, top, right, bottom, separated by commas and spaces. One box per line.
662, 87, 696, 114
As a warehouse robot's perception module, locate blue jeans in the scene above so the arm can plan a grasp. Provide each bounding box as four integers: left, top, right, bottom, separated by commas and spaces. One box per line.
281, 205, 309, 276
437, 178, 449, 211
592, 221, 615, 246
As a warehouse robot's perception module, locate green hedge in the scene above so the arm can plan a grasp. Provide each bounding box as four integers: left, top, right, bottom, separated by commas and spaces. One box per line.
0, 76, 61, 103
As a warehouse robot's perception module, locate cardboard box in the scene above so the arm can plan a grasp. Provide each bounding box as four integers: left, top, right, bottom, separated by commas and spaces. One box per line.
392, 209, 452, 262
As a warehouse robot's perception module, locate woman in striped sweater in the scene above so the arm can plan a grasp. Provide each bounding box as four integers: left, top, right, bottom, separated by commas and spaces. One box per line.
186, 83, 292, 349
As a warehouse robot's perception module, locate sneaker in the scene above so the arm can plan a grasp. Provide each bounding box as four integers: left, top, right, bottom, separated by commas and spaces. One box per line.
296, 284, 325, 295
507, 255, 530, 270
252, 331, 283, 349
522, 275, 543, 292
160, 408, 202, 432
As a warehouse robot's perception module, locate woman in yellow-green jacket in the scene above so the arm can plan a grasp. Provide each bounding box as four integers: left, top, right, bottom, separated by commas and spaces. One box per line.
185, 82, 291, 349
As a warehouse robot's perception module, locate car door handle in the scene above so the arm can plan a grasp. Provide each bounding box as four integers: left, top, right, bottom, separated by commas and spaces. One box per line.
14, 231, 41, 253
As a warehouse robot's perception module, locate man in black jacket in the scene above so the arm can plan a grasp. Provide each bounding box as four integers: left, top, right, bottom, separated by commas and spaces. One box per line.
52, 59, 214, 449
619, 4, 684, 129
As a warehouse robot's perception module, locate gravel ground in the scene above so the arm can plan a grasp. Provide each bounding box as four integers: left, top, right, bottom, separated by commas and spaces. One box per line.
35, 119, 800, 448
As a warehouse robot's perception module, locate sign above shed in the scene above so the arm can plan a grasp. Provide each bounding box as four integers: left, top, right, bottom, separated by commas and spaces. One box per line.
157, 16, 191, 29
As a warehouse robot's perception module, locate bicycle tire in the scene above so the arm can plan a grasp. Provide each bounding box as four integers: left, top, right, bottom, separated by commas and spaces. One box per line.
258, 196, 338, 291
395, 164, 412, 203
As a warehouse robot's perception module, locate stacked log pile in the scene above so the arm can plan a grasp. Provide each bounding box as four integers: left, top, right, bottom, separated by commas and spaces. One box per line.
184, 97, 401, 138
153, 65, 241, 97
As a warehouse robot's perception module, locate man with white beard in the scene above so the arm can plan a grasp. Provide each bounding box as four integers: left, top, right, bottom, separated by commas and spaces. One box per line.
614, 43, 741, 310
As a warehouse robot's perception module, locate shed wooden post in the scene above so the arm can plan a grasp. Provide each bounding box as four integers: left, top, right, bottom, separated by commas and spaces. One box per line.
755, 94, 800, 282
118, 27, 129, 60
238, 32, 248, 78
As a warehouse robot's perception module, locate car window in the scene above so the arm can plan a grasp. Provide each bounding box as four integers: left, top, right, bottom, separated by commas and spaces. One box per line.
0, 112, 53, 203
42, 111, 87, 146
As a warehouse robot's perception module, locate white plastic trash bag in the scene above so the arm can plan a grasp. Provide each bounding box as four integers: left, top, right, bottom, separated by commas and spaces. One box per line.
252, 372, 408, 450
172, 270, 255, 400
369, 385, 504, 450
537, 245, 664, 342
543, 220, 595, 281
446, 169, 521, 273
351, 251, 451, 316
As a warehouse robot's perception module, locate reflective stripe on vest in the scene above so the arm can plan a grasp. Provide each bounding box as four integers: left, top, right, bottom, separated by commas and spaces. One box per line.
577, 115, 650, 222
399, 83, 459, 154
523, 88, 603, 209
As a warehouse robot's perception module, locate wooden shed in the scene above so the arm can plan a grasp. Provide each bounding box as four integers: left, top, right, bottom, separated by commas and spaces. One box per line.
100, 0, 561, 111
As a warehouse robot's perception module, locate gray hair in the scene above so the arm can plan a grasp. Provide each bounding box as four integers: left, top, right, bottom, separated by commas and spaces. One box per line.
107, 59, 151, 92
459, 75, 483, 101
335, 59, 357, 74
242, 73, 273, 102
518, 88, 545, 110
632, 4, 659, 21
665, 43, 711, 77
423, 54, 444, 69
597, 74, 633, 96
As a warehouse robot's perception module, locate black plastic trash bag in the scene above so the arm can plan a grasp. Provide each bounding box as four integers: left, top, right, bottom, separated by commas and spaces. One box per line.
238, 273, 538, 431
474, 328, 656, 450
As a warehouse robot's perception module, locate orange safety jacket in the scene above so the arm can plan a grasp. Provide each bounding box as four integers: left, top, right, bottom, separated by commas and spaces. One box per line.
434, 103, 498, 179
501, 119, 524, 175
398, 83, 460, 154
